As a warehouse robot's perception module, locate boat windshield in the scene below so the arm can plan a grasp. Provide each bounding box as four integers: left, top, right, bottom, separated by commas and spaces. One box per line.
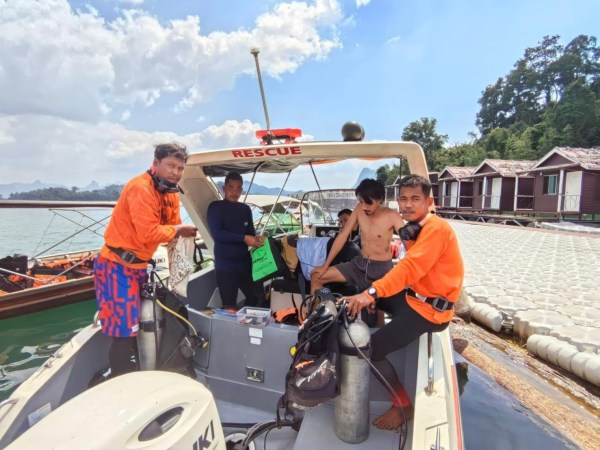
297, 189, 358, 228
206, 156, 398, 236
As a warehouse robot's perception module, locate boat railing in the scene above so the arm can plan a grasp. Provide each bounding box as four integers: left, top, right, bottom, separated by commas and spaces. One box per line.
0, 399, 18, 421
32, 208, 110, 260
515, 194, 534, 210
426, 331, 435, 395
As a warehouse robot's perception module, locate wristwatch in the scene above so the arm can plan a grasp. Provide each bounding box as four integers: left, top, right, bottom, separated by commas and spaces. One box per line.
366, 286, 378, 300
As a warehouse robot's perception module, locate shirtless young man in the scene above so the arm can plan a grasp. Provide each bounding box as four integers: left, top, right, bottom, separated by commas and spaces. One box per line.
310, 179, 404, 294
344, 174, 464, 432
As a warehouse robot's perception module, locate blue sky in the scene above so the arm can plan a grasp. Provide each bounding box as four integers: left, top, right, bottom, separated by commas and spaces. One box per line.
1, 0, 598, 186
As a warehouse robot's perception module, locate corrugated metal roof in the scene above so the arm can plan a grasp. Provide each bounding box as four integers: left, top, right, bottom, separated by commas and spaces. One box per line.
480, 159, 537, 176
522, 163, 580, 173
531, 147, 600, 171
554, 147, 600, 170
439, 166, 476, 180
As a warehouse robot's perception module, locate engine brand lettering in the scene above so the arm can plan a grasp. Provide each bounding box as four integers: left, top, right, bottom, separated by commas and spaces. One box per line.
232, 146, 301, 158
323, 192, 355, 199
193, 420, 216, 450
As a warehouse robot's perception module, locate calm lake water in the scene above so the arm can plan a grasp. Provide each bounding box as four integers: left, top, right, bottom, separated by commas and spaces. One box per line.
0, 209, 577, 449
0, 208, 109, 257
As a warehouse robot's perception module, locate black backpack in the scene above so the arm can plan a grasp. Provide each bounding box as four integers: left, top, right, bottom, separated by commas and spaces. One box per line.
155, 285, 206, 377
277, 292, 341, 418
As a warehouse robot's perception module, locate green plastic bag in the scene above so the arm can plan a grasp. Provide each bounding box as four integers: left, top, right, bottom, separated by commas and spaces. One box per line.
251, 240, 279, 282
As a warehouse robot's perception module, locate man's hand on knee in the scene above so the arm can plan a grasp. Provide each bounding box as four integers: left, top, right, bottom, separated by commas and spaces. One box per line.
311, 265, 328, 281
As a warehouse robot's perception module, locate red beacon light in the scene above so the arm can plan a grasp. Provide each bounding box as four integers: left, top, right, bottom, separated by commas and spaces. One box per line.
256, 128, 302, 145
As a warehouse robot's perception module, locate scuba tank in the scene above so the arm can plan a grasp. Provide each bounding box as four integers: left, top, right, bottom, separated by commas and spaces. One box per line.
137, 281, 164, 370
334, 317, 371, 444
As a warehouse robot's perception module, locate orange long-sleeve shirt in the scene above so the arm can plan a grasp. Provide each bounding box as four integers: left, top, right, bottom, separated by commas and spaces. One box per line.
99, 172, 181, 268
372, 214, 464, 324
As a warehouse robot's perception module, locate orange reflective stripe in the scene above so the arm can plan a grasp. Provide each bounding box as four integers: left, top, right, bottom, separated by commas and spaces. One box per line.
295, 360, 314, 370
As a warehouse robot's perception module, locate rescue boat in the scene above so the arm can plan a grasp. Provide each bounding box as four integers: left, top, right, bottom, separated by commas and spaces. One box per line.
0, 49, 462, 449
0, 134, 464, 450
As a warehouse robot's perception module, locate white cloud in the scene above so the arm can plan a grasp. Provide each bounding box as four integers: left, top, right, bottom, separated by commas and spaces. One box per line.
117, 0, 145, 5
0, 115, 261, 185
0, 0, 344, 119
196, 119, 261, 149
355, 0, 371, 7
0, 0, 115, 121
0, 118, 17, 145
0, 0, 349, 186
386, 36, 401, 45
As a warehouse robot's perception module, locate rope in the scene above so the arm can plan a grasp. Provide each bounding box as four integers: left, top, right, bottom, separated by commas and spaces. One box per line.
33, 213, 56, 257
66, 213, 86, 252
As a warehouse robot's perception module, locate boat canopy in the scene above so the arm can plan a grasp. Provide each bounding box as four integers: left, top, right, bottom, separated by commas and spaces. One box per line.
180, 141, 427, 253
188, 141, 426, 176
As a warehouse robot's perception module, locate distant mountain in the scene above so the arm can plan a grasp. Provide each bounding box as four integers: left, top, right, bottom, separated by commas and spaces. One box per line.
245, 181, 303, 196
0, 181, 66, 199
214, 180, 303, 197
80, 181, 101, 192
352, 168, 377, 188
2, 178, 304, 201
0, 180, 122, 199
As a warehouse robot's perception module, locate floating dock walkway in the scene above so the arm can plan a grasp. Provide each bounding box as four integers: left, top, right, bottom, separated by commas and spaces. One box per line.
451, 221, 600, 387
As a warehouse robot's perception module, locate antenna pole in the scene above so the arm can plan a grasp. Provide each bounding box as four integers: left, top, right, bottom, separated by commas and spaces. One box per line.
250, 48, 272, 143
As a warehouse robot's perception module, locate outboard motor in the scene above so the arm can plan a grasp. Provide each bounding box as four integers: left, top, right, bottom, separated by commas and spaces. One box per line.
335, 317, 371, 444
137, 281, 164, 370
6, 372, 226, 449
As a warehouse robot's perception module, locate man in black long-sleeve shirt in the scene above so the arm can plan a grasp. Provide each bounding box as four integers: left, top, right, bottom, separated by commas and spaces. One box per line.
207, 172, 264, 308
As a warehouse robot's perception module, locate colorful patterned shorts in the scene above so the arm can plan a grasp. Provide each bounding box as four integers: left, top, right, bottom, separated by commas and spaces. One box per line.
93, 256, 147, 337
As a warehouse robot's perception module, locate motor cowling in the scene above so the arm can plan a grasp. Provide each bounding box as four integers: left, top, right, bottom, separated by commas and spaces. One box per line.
335, 318, 371, 443
6, 372, 226, 449
137, 283, 164, 370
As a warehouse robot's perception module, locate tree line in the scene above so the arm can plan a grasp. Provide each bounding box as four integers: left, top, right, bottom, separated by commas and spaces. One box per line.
377, 34, 600, 185
9, 185, 123, 201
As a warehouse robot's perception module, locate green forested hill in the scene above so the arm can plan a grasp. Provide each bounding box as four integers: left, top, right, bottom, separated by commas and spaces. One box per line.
8, 185, 123, 201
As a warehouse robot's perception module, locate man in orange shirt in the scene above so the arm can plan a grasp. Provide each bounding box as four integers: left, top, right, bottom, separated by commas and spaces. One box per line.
344, 174, 464, 432
93, 143, 197, 377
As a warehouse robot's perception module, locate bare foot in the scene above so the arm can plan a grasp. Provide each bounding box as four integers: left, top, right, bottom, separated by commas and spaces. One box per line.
373, 405, 414, 431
